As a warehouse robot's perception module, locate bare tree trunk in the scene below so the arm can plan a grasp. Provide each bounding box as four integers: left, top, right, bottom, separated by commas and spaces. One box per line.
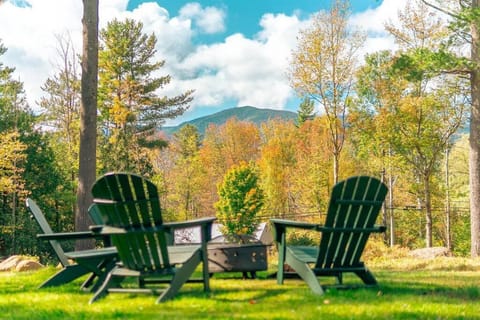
381, 169, 388, 244
445, 146, 452, 252
75, 0, 98, 250
389, 173, 395, 247
470, 1, 480, 257
424, 174, 433, 248
333, 152, 339, 184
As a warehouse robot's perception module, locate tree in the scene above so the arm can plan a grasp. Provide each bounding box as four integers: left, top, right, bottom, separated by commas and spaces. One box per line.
174, 124, 201, 159
443, 134, 470, 255
215, 162, 264, 240
168, 124, 204, 220
355, 0, 469, 247
0, 40, 60, 256
0, 41, 27, 255
199, 118, 262, 215
39, 33, 81, 207
259, 120, 298, 218
22, 130, 67, 259
97, 18, 193, 174
297, 97, 315, 125
293, 117, 334, 216
391, 93, 467, 247
420, 0, 480, 258
0, 131, 27, 254
76, 0, 98, 249
352, 50, 407, 246
289, 0, 365, 183
390, 0, 469, 248
0, 132, 26, 194
0, 42, 23, 132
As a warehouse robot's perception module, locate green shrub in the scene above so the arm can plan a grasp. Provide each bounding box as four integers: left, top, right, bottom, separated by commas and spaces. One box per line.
215, 162, 264, 237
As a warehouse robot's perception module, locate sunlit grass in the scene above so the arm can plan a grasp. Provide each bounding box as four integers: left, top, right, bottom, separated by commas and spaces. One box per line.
1, 258, 480, 319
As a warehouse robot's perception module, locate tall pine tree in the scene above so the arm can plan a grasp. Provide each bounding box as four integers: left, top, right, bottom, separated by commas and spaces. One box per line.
98, 18, 193, 174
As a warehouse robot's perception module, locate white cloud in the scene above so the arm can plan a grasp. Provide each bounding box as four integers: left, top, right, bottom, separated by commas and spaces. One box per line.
171, 28, 295, 112
350, 0, 406, 35
0, 0, 83, 106
348, 0, 407, 64
0, 0, 405, 123
179, 2, 226, 34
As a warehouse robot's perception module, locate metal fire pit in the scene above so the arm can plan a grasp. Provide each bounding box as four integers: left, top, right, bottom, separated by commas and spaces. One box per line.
208, 235, 268, 278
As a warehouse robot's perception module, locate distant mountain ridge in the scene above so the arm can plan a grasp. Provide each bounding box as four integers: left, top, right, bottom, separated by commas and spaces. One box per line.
161, 106, 298, 136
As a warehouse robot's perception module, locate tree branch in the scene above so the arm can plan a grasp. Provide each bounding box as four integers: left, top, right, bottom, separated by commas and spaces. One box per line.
421, 0, 463, 20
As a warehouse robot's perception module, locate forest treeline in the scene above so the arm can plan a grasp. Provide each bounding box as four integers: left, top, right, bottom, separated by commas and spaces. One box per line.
0, 0, 476, 260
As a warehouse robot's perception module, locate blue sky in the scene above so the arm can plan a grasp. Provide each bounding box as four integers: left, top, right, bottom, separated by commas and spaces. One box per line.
128, 0, 383, 42
0, 0, 402, 126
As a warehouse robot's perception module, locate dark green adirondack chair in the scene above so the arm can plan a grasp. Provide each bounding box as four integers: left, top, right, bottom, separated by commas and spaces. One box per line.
89, 172, 215, 304
271, 176, 388, 295
26, 198, 117, 290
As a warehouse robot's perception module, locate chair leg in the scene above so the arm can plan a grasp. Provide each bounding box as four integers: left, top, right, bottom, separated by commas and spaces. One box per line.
80, 273, 97, 291
200, 243, 210, 293
89, 269, 116, 304
156, 252, 201, 303
354, 268, 378, 286
79, 257, 117, 291
336, 273, 343, 285
40, 264, 90, 288
277, 244, 286, 285
89, 258, 118, 292
285, 252, 324, 295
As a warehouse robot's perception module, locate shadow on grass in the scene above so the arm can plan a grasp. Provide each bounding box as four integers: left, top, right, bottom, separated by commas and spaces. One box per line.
379, 280, 480, 301
375, 270, 480, 301
2, 268, 480, 319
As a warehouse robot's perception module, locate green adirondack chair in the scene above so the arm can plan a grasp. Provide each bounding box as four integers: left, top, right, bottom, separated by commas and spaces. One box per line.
26, 198, 117, 290
89, 172, 215, 304
271, 176, 388, 295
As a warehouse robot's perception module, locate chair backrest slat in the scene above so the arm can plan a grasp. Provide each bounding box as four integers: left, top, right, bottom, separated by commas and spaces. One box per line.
316, 176, 387, 269
26, 198, 70, 267
88, 204, 104, 225
346, 177, 386, 265
92, 173, 171, 270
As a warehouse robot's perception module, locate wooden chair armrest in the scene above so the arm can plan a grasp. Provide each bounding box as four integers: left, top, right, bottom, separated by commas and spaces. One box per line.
270, 219, 320, 231
376, 225, 387, 233
90, 217, 217, 244
270, 219, 321, 244
89, 225, 104, 233
37, 231, 95, 241
318, 225, 387, 233
88, 225, 113, 246
90, 225, 128, 235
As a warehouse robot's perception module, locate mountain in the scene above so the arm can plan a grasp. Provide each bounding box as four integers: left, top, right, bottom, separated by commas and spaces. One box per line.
160, 106, 298, 136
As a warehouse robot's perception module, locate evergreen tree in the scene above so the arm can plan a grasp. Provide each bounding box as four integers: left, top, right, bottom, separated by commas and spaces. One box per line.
98, 18, 193, 174
215, 162, 264, 239
297, 97, 315, 125
0, 40, 63, 256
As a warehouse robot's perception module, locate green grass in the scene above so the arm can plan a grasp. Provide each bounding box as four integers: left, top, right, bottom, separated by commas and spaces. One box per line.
1, 259, 480, 320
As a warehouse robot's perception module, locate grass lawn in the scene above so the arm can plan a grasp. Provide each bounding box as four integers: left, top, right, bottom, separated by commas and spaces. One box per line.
1, 257, 479, 319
